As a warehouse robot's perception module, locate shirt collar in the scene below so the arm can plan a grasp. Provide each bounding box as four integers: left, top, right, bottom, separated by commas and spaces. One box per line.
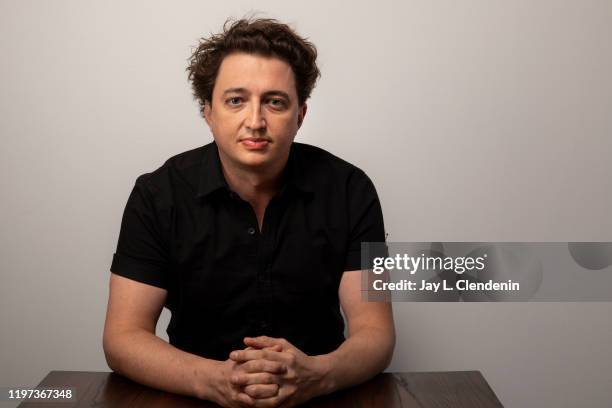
196, 142, 313, 200
284, 143, 314, 196
196, 142, 229, 199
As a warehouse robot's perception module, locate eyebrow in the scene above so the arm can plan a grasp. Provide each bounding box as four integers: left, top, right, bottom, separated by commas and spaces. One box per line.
222, 88, 291, 100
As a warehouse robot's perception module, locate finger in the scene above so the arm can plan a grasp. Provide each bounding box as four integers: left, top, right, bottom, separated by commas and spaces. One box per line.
247, 346, 280, 351
231, 349, 281, 363
230, 372, 281, 386
244, 336, 285, 349
228, 345, 278, 360
233, 390, 255, 406
241, 359, 287, 374
243, 383, 279, 399
257, 384, 296, 408
227, 346, 254, 362
230, 349, 263, 362
238, 392, 275, 407
240, 344, 282, 352
247, 391, 290, 408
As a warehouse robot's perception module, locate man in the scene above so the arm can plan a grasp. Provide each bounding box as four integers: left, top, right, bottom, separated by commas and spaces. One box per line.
103, 18, 394, 408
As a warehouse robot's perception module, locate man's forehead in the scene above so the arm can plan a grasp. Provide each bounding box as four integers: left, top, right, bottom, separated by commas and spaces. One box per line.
214, 52, 296, 96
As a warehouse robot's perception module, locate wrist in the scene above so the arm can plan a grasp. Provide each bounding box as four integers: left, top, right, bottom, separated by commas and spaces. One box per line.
312, 354, 338, 396
191, 358, 223, 402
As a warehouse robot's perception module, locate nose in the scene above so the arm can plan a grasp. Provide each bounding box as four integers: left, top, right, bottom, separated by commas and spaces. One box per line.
246, 102, 266, 131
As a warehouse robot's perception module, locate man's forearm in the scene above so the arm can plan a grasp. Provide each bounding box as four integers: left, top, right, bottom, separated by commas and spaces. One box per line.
315, 327, 395, 395
103, 329, 219, 401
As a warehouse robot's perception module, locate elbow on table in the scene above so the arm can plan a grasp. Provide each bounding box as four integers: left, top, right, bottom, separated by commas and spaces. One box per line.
102, 329, 124, 373
385, 338, 396, 370
380, 327, 396, 371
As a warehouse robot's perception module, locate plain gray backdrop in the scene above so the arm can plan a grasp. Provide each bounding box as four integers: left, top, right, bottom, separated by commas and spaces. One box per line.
1, 1, 611, 407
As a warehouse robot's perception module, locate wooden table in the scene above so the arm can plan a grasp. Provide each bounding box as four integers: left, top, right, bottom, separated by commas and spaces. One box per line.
17, 370, 503, 407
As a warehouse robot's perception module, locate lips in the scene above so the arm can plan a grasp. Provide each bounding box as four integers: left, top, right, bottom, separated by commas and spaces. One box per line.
240, 138, 270, 150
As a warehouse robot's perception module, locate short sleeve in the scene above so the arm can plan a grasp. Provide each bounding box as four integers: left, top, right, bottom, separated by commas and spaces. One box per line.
110, 176, 170, 289
344, 169, 388, 271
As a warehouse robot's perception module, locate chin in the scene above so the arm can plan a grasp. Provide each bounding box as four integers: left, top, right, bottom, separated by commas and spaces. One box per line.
236, 152, 273, 168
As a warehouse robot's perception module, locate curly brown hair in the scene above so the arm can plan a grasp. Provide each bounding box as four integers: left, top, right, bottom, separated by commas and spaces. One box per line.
187, 17, 320, 115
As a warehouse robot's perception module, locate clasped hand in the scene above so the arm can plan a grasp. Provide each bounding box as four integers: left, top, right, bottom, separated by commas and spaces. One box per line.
219, 336, 327, 408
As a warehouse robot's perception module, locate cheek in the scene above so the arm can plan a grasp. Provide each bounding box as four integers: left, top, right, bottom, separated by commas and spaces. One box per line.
211, 113, 241, 136
271, 115, 299, 133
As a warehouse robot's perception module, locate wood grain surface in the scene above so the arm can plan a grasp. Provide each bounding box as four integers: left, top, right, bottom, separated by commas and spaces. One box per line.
17, 370, 503, 407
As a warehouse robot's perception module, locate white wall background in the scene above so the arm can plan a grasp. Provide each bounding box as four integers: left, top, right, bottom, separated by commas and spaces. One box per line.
1, 1, 611, 407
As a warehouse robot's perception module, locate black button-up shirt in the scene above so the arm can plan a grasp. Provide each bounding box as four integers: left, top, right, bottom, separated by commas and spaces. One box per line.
110, 142, 386, 361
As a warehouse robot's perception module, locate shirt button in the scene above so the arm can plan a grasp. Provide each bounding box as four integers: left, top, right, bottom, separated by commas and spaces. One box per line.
247, 227, 256, 235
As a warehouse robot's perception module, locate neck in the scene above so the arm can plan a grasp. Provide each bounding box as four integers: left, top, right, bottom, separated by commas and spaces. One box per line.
218, 154, 286, 204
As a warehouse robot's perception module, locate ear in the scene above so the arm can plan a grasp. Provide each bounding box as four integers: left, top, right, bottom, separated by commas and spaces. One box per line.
297, 103, 307, 129
203, 101, 212, 126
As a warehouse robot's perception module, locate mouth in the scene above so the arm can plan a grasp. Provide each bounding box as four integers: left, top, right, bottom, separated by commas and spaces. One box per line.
240, 137, 271, 150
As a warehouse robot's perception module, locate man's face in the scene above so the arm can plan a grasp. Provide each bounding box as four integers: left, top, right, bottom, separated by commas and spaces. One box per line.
204, 52, 307, 171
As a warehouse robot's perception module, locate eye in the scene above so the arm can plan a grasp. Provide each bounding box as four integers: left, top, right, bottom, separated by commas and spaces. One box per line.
226, 97, 243, 106
267, 98, 287, 109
